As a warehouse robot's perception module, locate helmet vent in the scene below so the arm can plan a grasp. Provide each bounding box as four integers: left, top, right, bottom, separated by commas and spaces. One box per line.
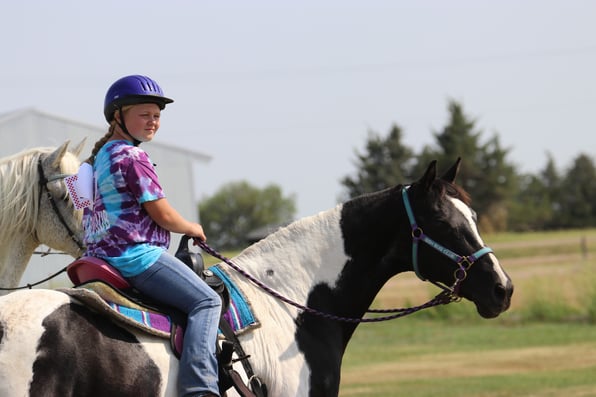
141, 79, 157, 93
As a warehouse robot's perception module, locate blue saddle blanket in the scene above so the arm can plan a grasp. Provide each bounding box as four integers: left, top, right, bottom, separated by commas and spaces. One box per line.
210, 264, 260, 334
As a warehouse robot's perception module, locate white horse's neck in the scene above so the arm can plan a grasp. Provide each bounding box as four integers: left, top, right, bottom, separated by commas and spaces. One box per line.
0, 235, 38, 294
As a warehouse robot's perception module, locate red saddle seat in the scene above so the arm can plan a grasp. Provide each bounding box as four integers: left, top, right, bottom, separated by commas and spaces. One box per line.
67, 256, 131, 289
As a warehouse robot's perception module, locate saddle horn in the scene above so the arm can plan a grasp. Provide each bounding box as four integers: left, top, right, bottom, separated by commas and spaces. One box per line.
175, 235, 205, 275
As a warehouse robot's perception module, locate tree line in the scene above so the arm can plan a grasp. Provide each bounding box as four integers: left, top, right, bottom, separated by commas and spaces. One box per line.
341, 99, 596, 233
200, 99, 595, 248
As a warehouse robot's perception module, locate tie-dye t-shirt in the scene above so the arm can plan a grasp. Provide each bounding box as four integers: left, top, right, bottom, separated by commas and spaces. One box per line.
83, 140, 170, 277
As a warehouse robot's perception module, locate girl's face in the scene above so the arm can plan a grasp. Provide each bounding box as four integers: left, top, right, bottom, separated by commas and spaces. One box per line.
117, 103, 161, 143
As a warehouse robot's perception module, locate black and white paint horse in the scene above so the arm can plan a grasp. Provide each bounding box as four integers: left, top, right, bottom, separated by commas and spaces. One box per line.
0, 159, 513, 396
0, 141, 85, 292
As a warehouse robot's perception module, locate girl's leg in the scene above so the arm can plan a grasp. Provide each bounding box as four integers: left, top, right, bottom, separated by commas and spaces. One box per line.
129, 251, 222, 397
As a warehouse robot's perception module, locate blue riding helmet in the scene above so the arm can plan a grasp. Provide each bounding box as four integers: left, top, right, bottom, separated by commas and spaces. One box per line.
103, 75, 174, 122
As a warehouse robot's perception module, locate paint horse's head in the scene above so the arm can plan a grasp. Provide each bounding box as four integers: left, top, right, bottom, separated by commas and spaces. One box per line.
341, 158, 513, 319
402, 159, 512, 318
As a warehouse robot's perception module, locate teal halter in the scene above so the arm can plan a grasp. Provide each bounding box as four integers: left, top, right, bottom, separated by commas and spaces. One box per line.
402, 187, 493, 295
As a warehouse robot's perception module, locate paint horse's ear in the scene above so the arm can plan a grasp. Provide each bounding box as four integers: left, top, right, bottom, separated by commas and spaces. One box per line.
47, 140, 70, 169
440, 157, 462, 184
418, 160, 438, 191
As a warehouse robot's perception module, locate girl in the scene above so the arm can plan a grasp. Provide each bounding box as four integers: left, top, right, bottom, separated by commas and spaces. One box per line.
83, 75, 221, 397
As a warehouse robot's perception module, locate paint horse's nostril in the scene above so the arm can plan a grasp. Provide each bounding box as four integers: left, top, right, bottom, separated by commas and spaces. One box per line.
494, 281, 514, 309
494, 283, 506, 302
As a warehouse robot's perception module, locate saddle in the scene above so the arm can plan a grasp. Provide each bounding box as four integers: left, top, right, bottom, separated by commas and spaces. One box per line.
64, 236, 267, 397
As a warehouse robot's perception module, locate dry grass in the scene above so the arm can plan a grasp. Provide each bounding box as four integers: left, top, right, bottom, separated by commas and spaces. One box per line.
342, 343, 596, 383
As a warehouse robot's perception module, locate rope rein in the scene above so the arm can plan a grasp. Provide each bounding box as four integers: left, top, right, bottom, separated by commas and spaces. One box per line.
3, 185, 482, 322
198, 240, 456, 323
0, 266, 67, 291
2, 241, 455, 320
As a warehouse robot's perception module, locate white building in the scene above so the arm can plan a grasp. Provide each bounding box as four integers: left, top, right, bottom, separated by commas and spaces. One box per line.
0, 107, 211, 288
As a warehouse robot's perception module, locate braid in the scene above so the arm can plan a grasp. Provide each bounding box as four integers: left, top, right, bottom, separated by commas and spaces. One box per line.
84, 126, 114, 165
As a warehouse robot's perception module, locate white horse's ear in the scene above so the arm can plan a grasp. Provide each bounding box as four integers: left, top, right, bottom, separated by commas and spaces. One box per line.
48, 141, 70, 169
71, 138, 87, 158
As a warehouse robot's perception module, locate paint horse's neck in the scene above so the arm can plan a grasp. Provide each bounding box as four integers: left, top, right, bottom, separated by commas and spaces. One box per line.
225, 185, 410, 396
231, 207, 348, 307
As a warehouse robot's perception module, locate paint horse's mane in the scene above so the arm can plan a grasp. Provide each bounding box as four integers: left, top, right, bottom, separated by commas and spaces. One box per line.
351, 179, 470, 209
432, 179, 471, 205
0, 146, 80, 244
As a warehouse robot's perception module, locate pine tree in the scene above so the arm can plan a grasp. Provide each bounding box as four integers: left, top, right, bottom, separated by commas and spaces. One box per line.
340, 124, 415, 200
415, 100, 517, 232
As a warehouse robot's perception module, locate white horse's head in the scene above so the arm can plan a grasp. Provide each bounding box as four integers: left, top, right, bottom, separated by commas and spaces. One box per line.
0, 140, 86, 290
36, 140, 86, 257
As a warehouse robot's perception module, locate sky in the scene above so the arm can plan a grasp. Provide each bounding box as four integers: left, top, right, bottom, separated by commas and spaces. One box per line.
2, 1, 595, 220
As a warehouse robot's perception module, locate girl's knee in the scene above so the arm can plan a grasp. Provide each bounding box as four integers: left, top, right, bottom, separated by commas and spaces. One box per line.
203, 287, 222, 309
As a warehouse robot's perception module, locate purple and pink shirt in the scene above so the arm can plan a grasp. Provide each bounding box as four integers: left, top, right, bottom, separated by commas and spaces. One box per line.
83, 140, 170, 277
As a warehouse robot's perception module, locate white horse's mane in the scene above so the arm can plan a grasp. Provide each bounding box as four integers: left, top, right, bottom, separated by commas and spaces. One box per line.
0, 146, 80, 243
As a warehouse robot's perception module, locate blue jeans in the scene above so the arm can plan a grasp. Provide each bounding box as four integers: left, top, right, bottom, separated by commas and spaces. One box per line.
128, 251, 221, 397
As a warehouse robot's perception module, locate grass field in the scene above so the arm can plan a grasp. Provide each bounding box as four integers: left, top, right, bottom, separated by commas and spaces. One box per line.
340, 320, 596, 396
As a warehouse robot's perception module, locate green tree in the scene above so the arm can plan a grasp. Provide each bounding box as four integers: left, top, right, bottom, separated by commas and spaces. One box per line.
199, 181, 296, 249
340, 124, 415, 200
415, 100, 517, 232
509, 154, 560, 231
557, 153, 596, 228
509, 174, 553, 231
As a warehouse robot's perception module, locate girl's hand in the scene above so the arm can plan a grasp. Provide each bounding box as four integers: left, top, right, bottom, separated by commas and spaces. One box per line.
190, 223, 207, 244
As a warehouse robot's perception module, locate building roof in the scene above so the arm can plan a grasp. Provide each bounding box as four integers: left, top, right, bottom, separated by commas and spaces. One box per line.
0, 107, 212, 163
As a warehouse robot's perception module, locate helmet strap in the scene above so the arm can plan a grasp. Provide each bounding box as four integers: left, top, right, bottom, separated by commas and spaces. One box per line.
115, 106, 141, 146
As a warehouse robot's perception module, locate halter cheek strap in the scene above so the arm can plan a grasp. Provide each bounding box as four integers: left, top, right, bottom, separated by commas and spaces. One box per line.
402, 187, 493, 295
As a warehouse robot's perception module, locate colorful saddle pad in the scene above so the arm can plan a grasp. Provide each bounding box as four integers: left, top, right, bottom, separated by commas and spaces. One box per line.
59, 265, 260, 339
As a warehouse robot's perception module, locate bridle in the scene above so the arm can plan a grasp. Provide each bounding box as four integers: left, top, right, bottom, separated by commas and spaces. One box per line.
37, 158, 85, 251
402, 187, 493, 297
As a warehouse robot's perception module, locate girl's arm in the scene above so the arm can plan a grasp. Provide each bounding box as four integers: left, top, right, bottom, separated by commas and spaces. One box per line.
143, 198, 206, 241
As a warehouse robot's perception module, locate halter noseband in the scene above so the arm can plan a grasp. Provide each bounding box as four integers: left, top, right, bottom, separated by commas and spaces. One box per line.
37, 158, 85, 251
402, 187, 493, 297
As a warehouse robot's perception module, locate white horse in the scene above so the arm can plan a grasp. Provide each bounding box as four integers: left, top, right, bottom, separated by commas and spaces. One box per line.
0, 141, 85, 292
0, 159, 513, 396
